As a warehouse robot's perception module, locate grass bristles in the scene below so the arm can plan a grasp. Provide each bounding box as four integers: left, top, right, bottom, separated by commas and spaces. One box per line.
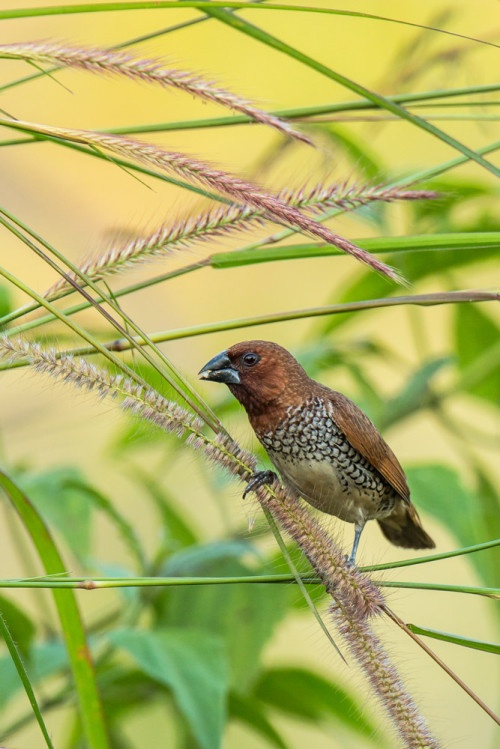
0, 334, 204, 438
0, 332, 439, 748
45, 181, 438, 296
1, 117, 403, 282
332, 609, 440, 749
0, 41, 311, 146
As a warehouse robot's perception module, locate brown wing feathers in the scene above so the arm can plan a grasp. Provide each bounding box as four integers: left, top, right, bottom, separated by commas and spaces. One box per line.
325, 389, 411, 504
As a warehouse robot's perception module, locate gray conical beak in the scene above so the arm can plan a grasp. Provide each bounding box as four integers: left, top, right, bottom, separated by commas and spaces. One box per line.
199, 350, 241, 385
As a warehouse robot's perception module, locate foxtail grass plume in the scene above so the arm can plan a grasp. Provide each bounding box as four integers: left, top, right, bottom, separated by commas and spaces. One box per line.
45, 180, 437, 297
2, 118, 404, 281
0, 41, 312, 145
0, 333, 439, 747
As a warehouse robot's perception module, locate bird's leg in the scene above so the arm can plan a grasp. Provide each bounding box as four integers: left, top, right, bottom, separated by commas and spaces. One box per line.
242, 470, 278, 499
348, 521, 365, 565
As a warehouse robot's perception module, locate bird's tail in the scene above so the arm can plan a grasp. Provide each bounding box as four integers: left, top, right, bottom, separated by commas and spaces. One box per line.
378, 503, 435, 549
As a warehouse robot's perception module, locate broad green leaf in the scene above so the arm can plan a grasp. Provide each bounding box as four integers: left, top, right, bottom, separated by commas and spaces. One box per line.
410, 177, 495, 230
159, 542, 288, 691
407, 624, 500, 654
454, 304, 500, 405
254, 667, 379, 739
0, 593, 35, 659
75, 483, 145, 570
0, 471, 109, 749
16, 467, 93, 560
0, 639, 68, 709
380, 357, 451, 429
229, 692, 289, 749
99, 667, 164, 715
131, 470, 198, 553
406, 465, 499, 587
162, 540, 260, 575
109, 628, 228, 749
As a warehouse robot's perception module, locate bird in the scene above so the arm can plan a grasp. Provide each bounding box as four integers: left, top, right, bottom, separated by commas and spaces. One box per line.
199, 340, 435, 564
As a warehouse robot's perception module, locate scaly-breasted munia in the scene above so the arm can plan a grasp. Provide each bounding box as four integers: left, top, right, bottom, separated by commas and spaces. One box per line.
199, 340, 435, 563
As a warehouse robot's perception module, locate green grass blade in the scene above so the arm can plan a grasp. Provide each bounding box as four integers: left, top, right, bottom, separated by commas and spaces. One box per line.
0, 4, 497, 51
0, 134, 228, 204
407, 624, 500, 655
103, 84, 500, 134
0, 610, 55, 748
0, 470, 110, 749
211, 233, 500, 268
374, 581, 499, 598
364, 538, 500, 571
261, 507, 345, 663
3, 290, 495, 370
0, 208, 222, 433
87, 290, 500, 347
206, 9, 500, 178
0, 575, 497, 601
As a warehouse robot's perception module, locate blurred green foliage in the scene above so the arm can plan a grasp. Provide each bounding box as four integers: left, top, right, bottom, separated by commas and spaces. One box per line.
0, 5, 498, 749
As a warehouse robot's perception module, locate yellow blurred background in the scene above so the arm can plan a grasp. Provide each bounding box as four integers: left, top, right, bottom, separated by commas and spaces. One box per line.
0, 1, 498, 747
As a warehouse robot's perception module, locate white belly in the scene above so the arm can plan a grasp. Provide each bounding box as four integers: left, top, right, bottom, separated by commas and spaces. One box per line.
269, 452, 391, 525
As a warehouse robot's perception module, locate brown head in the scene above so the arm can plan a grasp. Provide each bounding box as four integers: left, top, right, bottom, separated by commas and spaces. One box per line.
199, 340, 310, 420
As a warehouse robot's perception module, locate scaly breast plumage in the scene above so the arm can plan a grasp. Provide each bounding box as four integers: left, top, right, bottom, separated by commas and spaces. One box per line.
260, 398, 396, 523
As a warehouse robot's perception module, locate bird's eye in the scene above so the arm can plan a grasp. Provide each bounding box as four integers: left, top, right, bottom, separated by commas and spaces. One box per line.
242, 352, 260, 367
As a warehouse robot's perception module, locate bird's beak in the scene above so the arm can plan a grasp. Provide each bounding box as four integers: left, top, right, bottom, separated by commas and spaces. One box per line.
198, 350, 241, 385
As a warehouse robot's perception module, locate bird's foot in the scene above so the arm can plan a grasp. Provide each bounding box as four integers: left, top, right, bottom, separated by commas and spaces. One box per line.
344, 553, 357, 569
243, 470, 278, 500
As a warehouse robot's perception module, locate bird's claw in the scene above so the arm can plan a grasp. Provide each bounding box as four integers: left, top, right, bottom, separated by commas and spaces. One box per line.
243, 470, 277, 499
344, 553, 356, 568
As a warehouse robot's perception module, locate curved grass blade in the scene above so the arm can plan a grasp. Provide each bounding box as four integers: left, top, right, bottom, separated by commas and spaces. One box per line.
2, 131, 499, 335
374, 581, 499, 599
66, 480, 146, 571
206, 9, 500, 178
211, 232, 500, 268
0, 610, 55, 749
0, 470, 110, 749
0, 209, 222, 433
4, 290, 497, 369
363, 538, 500, 571
98, 84, 500, 135
406, 625, 500, 655
0, 4, 497, 51
261, 506, 345, 663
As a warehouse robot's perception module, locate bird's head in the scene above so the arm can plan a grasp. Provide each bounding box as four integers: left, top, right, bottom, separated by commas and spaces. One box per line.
199, 340, 308, 415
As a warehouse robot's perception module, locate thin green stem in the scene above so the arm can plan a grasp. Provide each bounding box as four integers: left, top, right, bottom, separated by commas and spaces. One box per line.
363, 538, 500, 571
11, 290, 491, 364
374, 581, 499, 598
0, 209, 221, 432
0, 132, 228, 204
0, 3, 497, 52
0, 265, 159, 395
262, 506, 345, 662
2, 86, 499, 135
205, 8, 500, 177
406, 625, 500, 655
0, 575, 497, 600
0, 611, 55, 749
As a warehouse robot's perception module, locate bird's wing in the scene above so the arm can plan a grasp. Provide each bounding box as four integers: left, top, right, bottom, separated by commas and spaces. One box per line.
326, 389, 411, 504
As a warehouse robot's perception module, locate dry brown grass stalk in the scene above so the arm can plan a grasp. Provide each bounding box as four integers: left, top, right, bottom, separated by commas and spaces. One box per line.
2, 117, 403, 282
0, 41, 311, 145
